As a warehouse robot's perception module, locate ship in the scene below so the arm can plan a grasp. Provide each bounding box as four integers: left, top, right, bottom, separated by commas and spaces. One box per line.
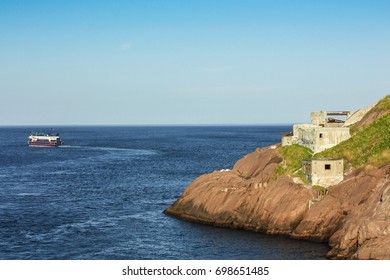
28, 131, 64, 147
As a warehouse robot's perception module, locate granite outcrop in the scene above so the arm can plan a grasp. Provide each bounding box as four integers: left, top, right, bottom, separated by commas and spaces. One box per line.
165, 96, 390, 259
165, 145, 390, 259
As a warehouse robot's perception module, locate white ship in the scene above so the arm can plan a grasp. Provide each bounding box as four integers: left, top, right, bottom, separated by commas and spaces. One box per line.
28, 131, 64, 147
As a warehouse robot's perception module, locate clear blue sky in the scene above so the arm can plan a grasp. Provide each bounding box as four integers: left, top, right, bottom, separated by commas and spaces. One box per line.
1, 0, 389, 125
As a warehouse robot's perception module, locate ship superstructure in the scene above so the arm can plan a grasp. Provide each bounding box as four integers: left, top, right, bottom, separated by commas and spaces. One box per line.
28, 131, 64, 147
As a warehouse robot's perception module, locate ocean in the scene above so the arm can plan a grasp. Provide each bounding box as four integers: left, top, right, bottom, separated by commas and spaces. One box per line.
0, 126, 329, 259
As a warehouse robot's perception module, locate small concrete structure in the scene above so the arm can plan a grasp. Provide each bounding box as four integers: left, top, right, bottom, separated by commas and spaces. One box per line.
281, 134, 294, 146
302, 158, 344, 187
311, 111, 349, 127
311, 111, 328, 126
282, 111, 351, 153
291, 124, 350, 153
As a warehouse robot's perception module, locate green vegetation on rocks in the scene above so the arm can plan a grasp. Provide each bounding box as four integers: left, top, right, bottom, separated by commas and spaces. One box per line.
350, 95, 390, 134
370, 95, 390, 111
276, 144, 313, 176
276, 95, 390, 176
316, 97, 390, 168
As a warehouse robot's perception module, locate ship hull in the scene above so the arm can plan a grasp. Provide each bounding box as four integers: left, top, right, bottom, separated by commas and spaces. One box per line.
28, 132, 64, 147
28, 142, 63, 147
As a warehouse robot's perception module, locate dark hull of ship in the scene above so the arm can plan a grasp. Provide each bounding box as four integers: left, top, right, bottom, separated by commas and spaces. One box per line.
28, 140, 63, 147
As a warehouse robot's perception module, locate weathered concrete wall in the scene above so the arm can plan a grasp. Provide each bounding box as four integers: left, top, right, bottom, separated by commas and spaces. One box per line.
292, 124, 317, 151
290, 124, 351, 153
281, 135, 294, 146
282, 106, 374, 151
303, 159, 344, 187
289, 124, 350, 153
281, 109, 360, 152
344, 104, 376, 127
325, 123, 344, 128
314, 127, 351, 153
311, 111, 327, 126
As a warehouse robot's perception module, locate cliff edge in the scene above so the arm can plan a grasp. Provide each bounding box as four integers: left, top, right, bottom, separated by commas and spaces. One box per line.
165, 96, 390, 259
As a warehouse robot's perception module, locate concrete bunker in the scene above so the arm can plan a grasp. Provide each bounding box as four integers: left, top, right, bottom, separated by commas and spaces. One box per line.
282, 111, 351, 153
302, 158, 344, 187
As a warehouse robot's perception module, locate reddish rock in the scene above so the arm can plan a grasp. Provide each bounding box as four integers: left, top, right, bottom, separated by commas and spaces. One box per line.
326, 165, 390, 259
165, 146, 317, 235
165, 145, 390, 259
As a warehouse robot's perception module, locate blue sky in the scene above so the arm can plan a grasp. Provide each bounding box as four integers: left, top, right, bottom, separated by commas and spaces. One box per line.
1, 0, 389, 125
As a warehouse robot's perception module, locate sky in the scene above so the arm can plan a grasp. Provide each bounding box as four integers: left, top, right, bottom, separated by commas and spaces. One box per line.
1, 0, 390, 125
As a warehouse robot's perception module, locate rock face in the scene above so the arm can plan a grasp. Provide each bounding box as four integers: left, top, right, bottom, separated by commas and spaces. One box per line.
293, 163, 390, 259
165, 145, 390, 259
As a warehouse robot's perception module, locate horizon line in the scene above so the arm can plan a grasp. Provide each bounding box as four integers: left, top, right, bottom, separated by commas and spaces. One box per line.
0, 123, 295, 127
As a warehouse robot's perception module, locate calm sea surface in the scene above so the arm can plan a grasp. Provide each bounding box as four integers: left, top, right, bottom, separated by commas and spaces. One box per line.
0, 126, 329, 259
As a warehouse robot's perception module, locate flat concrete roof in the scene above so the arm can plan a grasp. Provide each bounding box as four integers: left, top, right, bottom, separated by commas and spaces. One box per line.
303, 158, 344, 161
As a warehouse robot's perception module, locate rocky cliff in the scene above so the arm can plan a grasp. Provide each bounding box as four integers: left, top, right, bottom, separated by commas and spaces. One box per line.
165, 96, 390, 259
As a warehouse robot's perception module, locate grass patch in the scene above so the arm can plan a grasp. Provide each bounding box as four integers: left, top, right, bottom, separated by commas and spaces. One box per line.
371, 95, 390, 111
315, 111, 390, 168
276, 144, 313, 176
274, 95, 389, 181
311, 185, 327, 191
350, 95, 390, 135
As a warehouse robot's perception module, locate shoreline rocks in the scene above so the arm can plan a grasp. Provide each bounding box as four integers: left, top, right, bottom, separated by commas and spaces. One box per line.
165, 145, 390, 259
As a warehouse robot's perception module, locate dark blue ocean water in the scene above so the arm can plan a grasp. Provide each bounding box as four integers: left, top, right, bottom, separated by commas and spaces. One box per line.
0, 126, 328, 259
